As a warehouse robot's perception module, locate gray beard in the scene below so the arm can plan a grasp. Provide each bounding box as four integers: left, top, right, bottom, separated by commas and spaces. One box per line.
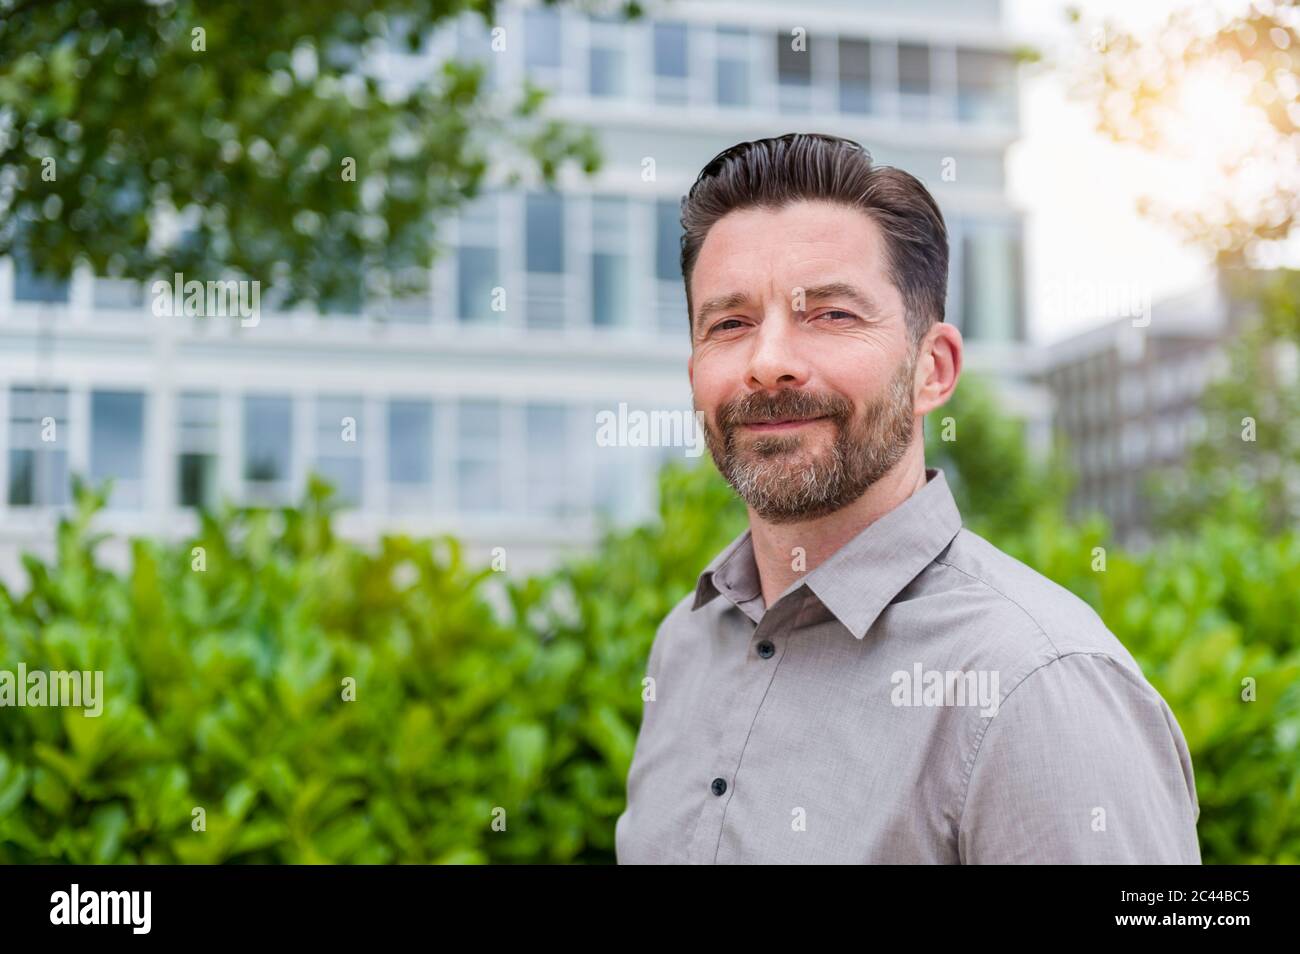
700, 355, 917, 524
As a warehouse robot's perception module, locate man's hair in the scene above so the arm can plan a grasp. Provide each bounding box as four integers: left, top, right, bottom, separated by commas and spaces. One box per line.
679, 133, 948, 349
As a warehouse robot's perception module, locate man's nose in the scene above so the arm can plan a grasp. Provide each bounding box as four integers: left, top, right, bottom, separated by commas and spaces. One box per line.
746, 313, 810, 390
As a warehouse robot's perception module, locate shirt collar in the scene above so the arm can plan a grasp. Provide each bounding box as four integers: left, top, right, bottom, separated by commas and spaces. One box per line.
692, 467, 963, 641
692, 525, 762, 609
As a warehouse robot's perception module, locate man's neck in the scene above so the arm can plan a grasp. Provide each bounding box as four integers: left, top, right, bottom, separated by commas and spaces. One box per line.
747, 446, 929, 609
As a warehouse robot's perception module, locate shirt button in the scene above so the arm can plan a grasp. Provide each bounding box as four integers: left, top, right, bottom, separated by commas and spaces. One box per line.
756, 640, 775, 658
711, 777, 727, 796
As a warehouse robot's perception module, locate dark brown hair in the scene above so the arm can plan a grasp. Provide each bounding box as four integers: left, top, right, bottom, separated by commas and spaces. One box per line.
680, 133, 948, 348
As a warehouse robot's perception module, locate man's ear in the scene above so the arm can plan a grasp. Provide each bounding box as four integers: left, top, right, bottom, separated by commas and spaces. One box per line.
688, 351, 694, 389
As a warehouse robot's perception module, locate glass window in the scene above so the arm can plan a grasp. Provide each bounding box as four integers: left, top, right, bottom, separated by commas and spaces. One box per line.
12, 243, 69, 304
178, 391, 219, 509
457, 192, 499, 323
457, 399, 501, 512
94, 278, 145, 310
653, 22, 689, 104
10, 230, 69, 304
525, 192, 565, 274
243, 395, 293, 504
655, 199, 682, 282
653, 22, 688, 77
524, 6, 562, 71
595, 402, 661, 522
591, 197, 629, 327
90, 390, 145, 509
898, 42, 931, 119
313, 395, 363, 507
776, 31, 812, 85
526, 403, 572, 515
775, 29, 815, 113
655, 200, 686, 332
960, 221, 1022, 344
384, 397, 431, 504
716, 26, 750, 108
657, 284, 687, 333
838, 38, 872, 114
525, 192, 566, 329
957, 48, 1015, 124
458, 247, 499, 323
716, 58, 749, 108
7, 386, 69, 506
898, 43, 930, 93
593, 254, 629, 328
589, 45, 626, 97
594, 444, 636, 522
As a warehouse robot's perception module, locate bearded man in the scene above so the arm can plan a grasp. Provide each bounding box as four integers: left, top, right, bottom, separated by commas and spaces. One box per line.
614, 133, 1201, 865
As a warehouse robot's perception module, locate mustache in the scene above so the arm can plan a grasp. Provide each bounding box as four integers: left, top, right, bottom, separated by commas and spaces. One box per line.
715, 389, 854, 428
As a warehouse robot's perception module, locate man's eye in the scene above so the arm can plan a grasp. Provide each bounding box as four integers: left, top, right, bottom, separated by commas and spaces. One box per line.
713, 318, 746, 332
816, 310, 857, 322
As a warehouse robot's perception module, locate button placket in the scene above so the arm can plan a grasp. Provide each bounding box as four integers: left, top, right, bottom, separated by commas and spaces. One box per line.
688, 592, 812, 863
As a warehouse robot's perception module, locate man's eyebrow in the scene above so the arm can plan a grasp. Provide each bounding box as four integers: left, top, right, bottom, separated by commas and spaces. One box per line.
693, 291, 754, 332
797, 282, 883, 318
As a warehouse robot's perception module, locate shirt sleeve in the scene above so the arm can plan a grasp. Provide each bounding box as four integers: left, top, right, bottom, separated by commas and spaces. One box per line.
958, 651, 1202, 864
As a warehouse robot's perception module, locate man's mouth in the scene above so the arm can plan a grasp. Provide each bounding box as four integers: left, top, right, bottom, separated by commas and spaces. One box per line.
739, 415, 829, 432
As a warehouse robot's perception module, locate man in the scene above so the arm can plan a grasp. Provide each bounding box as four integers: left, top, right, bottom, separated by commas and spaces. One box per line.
614, 133, 1201, 864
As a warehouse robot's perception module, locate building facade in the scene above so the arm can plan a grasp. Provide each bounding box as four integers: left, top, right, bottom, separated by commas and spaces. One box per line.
0, 0, 1034, 586
1039, 274, 1257, 546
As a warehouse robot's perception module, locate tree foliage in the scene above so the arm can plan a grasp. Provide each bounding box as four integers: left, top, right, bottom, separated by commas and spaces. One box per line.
1067, 0, 1299, 266
0, 0, 609, 308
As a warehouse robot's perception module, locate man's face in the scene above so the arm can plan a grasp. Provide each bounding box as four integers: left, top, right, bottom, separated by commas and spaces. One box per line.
688, 199, 919, 524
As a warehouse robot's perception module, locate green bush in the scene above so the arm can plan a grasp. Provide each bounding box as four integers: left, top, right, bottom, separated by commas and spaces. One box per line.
0, 477, 623, 863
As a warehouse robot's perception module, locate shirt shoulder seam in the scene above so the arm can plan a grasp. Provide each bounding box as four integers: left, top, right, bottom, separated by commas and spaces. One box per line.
932, 554, 1063, 657
954, 649, 1157, 857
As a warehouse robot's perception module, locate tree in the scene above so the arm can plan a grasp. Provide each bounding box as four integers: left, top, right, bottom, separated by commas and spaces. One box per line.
1067, 0, 1299, 267
0, 0, 622, 309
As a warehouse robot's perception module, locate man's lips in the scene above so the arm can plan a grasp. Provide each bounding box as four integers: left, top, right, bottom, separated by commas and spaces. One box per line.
739, 415, 830, 432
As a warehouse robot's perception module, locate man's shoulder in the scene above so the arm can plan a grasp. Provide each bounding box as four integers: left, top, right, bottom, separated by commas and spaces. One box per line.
931, 526, 1140, 673
648, 588, 700, 649
659, 588, 698, 632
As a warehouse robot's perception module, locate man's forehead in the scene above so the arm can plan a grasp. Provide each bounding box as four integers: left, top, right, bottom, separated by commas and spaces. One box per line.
700, 203, 887, 257
692, 205, 893, 296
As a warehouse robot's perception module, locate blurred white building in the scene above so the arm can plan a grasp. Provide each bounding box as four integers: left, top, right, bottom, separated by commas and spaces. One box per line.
1039, 269, 1284, 547
0, 0, 1038, 586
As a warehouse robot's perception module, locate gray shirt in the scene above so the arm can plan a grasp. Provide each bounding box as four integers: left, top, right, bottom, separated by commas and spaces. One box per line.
614, 467, 1202, 863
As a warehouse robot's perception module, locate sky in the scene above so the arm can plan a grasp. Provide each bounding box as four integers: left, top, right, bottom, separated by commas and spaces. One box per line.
1007, 0, 1258, 344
